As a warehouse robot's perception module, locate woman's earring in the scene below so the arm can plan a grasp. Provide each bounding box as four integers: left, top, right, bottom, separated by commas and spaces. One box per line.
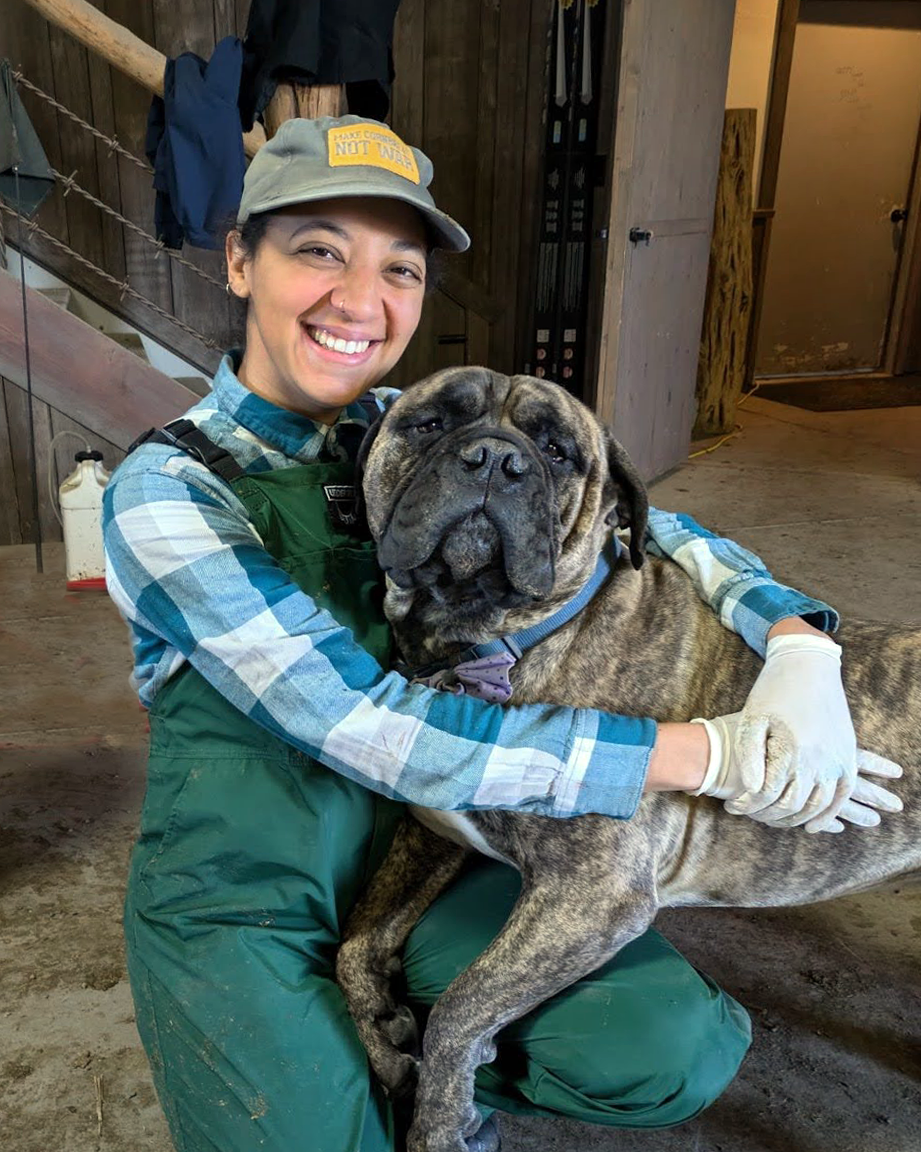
226, 282, 233, 296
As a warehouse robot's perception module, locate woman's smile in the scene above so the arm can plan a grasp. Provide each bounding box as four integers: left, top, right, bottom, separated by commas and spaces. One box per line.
301, 322, 382, 363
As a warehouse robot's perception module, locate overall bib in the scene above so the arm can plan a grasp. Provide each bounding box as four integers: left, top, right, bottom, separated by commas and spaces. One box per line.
125, 458, 751, 1152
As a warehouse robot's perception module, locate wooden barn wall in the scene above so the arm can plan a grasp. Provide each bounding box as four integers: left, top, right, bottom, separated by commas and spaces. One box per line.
0, 0, 554, 544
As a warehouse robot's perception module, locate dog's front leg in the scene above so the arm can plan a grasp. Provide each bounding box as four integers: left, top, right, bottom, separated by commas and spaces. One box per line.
337, 815, 469, 1098
407, 869, 657, 1152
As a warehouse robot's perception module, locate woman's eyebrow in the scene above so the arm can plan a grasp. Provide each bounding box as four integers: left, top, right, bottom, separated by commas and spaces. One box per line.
392, 238, 427, 256
288, 220, 351, 241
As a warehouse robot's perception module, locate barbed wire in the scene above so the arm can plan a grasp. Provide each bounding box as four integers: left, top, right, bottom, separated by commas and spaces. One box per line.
12, 70, 154, 176
52, 167, 227, 293
14, 70, 228, 294
1, 202, 220, 353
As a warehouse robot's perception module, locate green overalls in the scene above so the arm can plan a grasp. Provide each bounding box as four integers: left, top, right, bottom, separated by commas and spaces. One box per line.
124, 454, 751, 1152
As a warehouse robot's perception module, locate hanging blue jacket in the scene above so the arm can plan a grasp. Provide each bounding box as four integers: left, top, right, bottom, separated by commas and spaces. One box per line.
145, 36, 245, 251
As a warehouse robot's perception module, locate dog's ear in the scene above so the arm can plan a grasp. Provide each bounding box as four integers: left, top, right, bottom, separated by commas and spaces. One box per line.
602, 430, 648, 570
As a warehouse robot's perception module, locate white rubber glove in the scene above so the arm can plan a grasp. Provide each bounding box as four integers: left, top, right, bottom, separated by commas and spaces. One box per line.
725, 633, 857, 827
690, 712, 903, 831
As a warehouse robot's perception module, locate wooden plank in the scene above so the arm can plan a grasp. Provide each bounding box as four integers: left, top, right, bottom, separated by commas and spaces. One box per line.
5, 0, 69, 242
212, 0, 236, 40
4, 379, 61, 543
513, 0, 553, 375
758, 0, 799, 210
746, 0, 798, 383
583, 0, 626, 410
234, 0, 250, 38
0, 269, 197, 448
423, 0, 480, 282
86, 0, 127, 283
12, 221, 222, 375
264, 83, 344, 137
0, 380, 24, 545
439, 268, 503, 324
384, 294, 439, 391
471, 0, 500, 290
391, 0, 425, 145
466, 309, 490, 369
694, 108, 755, 436
151, 0, 236, 356
47, 22, 108, 272
431, 292, 467, 372
888, 117, 921, 374
488, 0, 532, 374
744, 211, 772, 390
105, 0, 174, 318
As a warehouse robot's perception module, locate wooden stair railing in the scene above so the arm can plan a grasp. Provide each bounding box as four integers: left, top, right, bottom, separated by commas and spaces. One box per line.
0, 267, 195, 448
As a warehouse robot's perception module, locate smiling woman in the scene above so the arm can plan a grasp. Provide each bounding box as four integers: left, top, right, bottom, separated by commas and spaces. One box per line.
99, 113, 893, 1152
226, 199, 429, 421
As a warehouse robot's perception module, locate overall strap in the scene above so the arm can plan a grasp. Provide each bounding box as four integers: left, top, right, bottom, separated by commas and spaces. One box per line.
128, 394, 382, 484
127, 419, 246, 483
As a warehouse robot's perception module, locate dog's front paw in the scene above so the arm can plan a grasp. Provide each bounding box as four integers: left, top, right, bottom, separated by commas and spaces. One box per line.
376, 1002, 419, 1051
407, 1101, 488, 1152
465, 1114, 501, 1152
375, 1047, 420, 1099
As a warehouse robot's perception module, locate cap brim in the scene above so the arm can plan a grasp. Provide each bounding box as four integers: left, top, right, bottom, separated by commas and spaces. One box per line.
237, 183, 470, 253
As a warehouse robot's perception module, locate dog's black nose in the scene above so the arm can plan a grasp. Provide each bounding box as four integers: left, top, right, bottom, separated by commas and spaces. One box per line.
459, 438, 528, 480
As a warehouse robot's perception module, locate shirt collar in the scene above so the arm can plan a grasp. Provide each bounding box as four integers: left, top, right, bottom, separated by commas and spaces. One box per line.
210, 351, 372, 463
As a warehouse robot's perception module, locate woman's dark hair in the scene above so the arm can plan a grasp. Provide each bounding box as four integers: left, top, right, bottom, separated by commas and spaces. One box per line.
229, 208, 445, 295
235, 210, 274, 262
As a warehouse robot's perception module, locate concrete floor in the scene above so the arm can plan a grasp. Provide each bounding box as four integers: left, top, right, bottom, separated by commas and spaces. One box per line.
1, 394, 919, 1152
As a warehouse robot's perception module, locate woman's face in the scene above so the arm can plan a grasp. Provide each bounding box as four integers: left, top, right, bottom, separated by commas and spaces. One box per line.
226, 198, 428, 423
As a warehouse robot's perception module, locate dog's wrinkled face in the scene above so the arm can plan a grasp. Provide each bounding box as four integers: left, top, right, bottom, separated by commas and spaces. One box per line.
358, 366, 647, 637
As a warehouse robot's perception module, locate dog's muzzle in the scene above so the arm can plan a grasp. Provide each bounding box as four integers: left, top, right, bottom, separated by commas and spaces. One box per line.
376, 430, 557, 601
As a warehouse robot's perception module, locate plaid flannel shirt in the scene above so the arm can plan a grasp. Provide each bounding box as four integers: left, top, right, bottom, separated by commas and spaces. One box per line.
103, 354, 837, 820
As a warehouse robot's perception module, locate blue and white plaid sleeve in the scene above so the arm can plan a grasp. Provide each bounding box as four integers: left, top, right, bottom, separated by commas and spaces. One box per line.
644, 508, 838, 658
103, 462, 653, 821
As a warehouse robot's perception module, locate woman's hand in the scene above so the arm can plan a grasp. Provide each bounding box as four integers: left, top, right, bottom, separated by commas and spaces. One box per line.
689, 630, 903, 831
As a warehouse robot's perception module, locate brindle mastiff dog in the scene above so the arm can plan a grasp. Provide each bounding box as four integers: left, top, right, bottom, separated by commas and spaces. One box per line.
335, 366, 920, 1152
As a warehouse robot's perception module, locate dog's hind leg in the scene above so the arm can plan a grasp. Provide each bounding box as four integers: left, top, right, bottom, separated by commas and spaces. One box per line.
337, 815, 469, 1098
407, 864, 657, 1152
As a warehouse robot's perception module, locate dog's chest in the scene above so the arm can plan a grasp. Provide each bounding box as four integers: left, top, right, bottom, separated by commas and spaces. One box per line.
409, 806, 516, 867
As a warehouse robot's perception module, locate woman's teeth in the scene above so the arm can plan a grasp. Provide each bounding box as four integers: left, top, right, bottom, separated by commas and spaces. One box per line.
308, 327, 371, 355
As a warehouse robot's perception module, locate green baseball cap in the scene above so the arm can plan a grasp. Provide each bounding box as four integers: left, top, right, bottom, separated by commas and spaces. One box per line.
237, 115, 470, 253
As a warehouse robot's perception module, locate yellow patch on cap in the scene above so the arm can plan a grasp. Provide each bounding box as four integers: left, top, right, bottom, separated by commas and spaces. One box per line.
327, 123, 421, 184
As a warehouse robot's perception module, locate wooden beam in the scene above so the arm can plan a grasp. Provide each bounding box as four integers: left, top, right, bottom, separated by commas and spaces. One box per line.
0, 268, 195, 448
694, 109, 755, 436
17, 0, 267, 157
758, 0, 799, 211
263, 83, 343, 139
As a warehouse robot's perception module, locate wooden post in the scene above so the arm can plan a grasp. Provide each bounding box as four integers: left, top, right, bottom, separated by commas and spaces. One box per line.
693, 108, 756, 438
263, 83, 344, 139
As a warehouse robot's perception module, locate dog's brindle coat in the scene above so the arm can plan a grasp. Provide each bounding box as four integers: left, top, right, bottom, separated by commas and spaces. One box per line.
335, 367, 921, 1152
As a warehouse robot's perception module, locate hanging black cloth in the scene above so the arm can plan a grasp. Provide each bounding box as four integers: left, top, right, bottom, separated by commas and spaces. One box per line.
0, 60, 55, 219
145, 36, 246, 251
238, 0, 402, 130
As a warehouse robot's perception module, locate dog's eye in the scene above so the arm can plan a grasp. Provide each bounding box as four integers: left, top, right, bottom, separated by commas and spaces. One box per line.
545, 440, 566, 463
414, 417, 444, 435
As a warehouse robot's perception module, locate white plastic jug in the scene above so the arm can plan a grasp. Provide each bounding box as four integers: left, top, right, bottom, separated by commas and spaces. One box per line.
59, 451, 111, 590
